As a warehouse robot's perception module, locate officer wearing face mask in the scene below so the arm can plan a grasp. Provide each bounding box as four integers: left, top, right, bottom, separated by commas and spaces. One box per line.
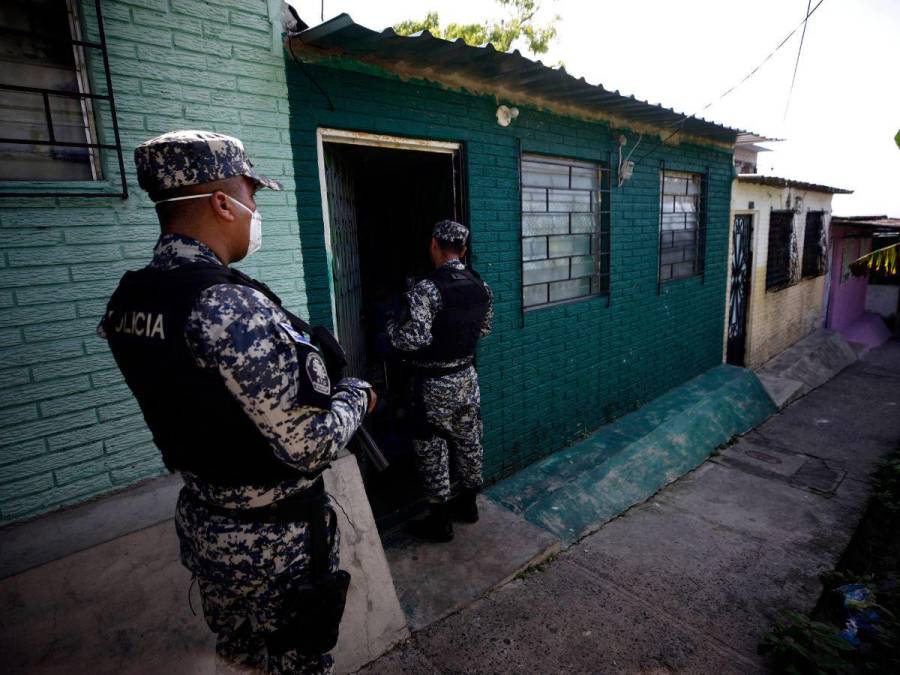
98, 131, 375, 675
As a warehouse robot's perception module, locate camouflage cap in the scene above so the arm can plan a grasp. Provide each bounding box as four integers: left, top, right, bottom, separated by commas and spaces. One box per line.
134, 130, 282, 197
432, 219, 469, 245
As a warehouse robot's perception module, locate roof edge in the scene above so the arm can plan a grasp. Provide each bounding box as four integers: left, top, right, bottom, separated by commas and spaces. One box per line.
735, 174, 853, 194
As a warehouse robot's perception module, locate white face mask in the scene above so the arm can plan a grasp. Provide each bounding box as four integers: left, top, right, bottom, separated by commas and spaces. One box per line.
155, 192, 262, 258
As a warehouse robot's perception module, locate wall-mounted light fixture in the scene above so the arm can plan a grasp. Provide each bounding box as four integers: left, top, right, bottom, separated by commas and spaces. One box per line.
496, 105, 519, 127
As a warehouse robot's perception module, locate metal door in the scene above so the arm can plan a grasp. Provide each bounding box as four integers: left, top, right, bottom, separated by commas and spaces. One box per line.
727, 214, 753, 365
324, 149, 366, 377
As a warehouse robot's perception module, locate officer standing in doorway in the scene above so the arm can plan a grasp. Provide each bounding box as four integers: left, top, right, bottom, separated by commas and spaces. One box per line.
99, 131, 375, 674
387, 220, 493, 542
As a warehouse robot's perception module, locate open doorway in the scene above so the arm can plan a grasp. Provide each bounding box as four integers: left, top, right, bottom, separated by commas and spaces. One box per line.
318, 130, 465, 529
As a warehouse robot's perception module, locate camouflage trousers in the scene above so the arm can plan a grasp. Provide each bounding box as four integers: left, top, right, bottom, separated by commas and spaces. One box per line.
175, 490, 341, 675
412, 365, 484, 502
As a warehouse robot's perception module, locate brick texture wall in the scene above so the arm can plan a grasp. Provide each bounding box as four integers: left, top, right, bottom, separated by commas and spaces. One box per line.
0, 0, 300, 524
284, 58, 735, 482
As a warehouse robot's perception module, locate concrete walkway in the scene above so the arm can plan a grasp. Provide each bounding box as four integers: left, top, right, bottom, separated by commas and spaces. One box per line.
360, 339, 900, 673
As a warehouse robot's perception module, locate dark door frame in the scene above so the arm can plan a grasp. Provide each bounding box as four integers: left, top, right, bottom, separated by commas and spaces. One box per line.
727, 211, 754, 366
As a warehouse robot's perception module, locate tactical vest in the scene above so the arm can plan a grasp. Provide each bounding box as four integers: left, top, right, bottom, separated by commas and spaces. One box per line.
410, 265, 490, 363
103, 263, 329, 487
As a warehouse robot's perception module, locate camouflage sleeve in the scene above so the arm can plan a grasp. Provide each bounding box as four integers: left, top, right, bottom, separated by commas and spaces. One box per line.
480, 281, 494, 339
184, 284, 369, 474
386, 279, 442, 351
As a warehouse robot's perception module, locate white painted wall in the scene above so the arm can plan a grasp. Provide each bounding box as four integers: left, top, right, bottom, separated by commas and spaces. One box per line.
724, 181, 836, 368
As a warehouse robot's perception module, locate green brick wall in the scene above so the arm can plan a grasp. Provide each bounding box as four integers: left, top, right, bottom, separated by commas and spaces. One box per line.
0, 0, 301, 524
0, 0, 733, 525
283, 58, 734, 482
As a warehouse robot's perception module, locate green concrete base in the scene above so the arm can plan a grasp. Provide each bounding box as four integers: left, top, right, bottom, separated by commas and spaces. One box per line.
486, 365, 776, 545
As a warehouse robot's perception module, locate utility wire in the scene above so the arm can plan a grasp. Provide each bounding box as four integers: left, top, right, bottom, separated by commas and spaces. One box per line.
630, 0, 826, 169
784, 0, 813, 122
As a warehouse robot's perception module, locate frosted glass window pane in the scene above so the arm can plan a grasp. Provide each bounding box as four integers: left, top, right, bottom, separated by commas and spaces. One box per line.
522, 237, 547, 261
660, 249, 684, 265
549, 234, 590, 257
549, 277, 591, 302
523, 284, 548, 307
663, 175, 688, 195
570, 255, 595, 278
523, 213, 569, 236
522, 160, 569, 188
673, 195, 697, 213
548, 189, 591, 213
672, 261, 696, 278
570, 166, 598, 190
523, 258, 568, 284
522, 187, 547, 212
661, 213, 687, 230
686, 176, 701, 195
570, 213, 596, 234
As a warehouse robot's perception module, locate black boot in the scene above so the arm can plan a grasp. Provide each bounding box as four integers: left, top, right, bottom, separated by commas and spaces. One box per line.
407, 502, 454, 543
450, 487, 479, 523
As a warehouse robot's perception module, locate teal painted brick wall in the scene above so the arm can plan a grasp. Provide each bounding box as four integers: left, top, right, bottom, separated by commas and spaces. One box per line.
283, 59, 734, 482
0, 0, 302, 524
0, 1, 733, 524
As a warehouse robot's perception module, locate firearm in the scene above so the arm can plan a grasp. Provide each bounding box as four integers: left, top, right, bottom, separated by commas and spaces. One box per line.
307, 325, 390, 473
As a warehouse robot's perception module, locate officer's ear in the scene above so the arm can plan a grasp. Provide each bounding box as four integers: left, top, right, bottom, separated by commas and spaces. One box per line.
209, 191, 237, 221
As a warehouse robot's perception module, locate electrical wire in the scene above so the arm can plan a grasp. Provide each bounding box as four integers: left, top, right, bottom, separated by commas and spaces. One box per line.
287, 37, 336, 111
630, 0, 826, 170
784, 0, 813, 122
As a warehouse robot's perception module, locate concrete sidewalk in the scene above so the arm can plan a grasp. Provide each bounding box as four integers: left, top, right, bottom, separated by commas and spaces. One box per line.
361, 339, 900, 673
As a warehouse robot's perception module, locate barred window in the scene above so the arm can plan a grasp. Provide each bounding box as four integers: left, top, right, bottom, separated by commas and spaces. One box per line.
659, 170, 704, 281
521, 153, 609, 310
0, 0, 103, 181
766, 210, 794, 290
801, 210, 826, 278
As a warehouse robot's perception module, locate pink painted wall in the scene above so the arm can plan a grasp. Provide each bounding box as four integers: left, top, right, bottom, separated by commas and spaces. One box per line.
827, 227, 869, 331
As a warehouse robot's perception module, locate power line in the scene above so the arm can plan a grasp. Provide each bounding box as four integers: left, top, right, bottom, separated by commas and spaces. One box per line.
784, 0, 813, 122
630, 0, 826, 169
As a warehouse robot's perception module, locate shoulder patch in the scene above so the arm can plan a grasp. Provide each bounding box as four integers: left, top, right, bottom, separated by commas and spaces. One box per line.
279, 321, 317, 350
305, 351, 331, 395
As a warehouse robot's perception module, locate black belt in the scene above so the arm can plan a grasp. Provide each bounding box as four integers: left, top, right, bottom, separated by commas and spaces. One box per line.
183, 476, 326, 524
409, 361, 473, 378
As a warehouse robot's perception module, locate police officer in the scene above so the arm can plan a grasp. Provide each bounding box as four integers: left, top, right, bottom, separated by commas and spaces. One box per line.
98, 130, 375, 674
387, 220, 493, 542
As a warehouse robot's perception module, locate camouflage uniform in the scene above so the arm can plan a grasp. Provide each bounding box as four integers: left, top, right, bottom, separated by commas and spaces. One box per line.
100, 131, 370, 674
386, 222, 493, 503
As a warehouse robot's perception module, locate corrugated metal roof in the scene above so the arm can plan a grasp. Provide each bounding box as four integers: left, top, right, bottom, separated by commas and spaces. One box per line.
832, 216, 900, 230
288, 14, 757, 146
735, 174, 853, 194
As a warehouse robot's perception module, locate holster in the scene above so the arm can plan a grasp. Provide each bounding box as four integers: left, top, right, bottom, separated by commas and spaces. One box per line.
234, 481, 352, 658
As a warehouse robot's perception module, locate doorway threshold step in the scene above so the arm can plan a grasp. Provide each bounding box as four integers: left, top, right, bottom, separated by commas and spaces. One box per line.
382, 497, 560, 631
485, 364, 776, 546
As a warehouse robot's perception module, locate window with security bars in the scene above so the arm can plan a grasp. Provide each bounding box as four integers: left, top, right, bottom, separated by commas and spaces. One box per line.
801, 210, 826, 278
766, 210, 794, 290
521, 153, 609, 310
0, 0, 126, 195
658, 169, 705, 281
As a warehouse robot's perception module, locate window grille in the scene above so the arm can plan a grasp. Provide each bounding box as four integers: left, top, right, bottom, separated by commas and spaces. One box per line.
658, 167, 706, 283
801, 210, 826, 278
0, 0, 127, 197
520, 153, 610, 310
766, 210, 794, 290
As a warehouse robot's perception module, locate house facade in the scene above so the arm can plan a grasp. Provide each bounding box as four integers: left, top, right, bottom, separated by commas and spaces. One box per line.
826, 216, 899, 351
725, 174, 851, 368
1, 2, 743, 525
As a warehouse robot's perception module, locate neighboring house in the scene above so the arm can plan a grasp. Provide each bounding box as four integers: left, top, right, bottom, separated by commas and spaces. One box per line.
826, 216, 900, 350
725, 173, 852, 368
0, 3, 754, 525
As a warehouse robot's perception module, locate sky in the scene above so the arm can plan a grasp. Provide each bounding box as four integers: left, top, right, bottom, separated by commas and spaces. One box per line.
288, 0, 900, 216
